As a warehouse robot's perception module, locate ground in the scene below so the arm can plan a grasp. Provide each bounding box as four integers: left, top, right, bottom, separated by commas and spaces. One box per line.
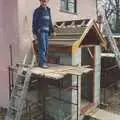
103, 87, 120, 114
0, 112, 5, 120
2, 86, 120, 120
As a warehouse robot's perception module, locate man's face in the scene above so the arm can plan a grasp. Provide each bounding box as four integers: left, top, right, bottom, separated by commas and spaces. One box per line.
40, 0, 48, 6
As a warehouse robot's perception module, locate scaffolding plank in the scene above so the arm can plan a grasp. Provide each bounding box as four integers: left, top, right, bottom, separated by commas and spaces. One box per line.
30, 64, 92, 79
90, 109, 120, 120
64, 68, 93, 75
30, 68, 63, 79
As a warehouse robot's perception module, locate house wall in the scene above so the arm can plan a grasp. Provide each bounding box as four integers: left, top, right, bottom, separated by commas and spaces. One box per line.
0, 0, 19, 107
49, 0, 97, 22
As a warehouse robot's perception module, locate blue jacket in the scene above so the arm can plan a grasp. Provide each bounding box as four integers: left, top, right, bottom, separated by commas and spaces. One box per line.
32, 6, 53, 35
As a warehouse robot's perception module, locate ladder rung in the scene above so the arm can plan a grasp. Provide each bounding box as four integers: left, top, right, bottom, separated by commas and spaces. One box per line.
15, 84, 23, 89
12, 95, 20, 99
30, 79, 38, 84
17, 74, 26, 78
9, 106, 17, 111
11, 91, 21, 98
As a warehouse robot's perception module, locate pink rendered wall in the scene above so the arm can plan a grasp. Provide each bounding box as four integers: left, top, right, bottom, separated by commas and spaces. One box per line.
0, 0, 19, 107
49, 0, 97, 22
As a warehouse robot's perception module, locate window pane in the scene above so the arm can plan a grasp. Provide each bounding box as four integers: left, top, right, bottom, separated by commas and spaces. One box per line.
68, 2, 74, 13
68, 0, 74, 3
60, 0, 77, 13
61, 0, 66, 10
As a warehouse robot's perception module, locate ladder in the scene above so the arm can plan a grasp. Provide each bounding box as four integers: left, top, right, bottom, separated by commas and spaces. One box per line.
100, 11, 120, 68
5, 33, 39, 120
5, 66, 32, 120
5, 37, 41, 120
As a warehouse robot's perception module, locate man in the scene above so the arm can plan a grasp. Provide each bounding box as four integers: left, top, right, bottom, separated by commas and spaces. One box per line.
32, 0, 53, 68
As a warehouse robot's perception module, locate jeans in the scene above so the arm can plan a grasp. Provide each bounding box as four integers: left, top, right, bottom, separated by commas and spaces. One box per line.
37, 31, 49, 65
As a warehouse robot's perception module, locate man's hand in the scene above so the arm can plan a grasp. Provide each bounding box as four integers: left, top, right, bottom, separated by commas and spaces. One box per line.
33, 34, 37, 40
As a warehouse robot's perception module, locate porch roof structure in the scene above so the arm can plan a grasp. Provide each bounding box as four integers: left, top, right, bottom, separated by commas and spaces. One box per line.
49, 19, 107, 48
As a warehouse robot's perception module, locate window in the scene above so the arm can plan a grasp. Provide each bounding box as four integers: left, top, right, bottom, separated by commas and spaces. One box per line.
61, 0, 77, 13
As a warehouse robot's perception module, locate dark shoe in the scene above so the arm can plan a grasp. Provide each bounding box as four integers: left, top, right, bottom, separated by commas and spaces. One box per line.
40, 64, 48, 69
